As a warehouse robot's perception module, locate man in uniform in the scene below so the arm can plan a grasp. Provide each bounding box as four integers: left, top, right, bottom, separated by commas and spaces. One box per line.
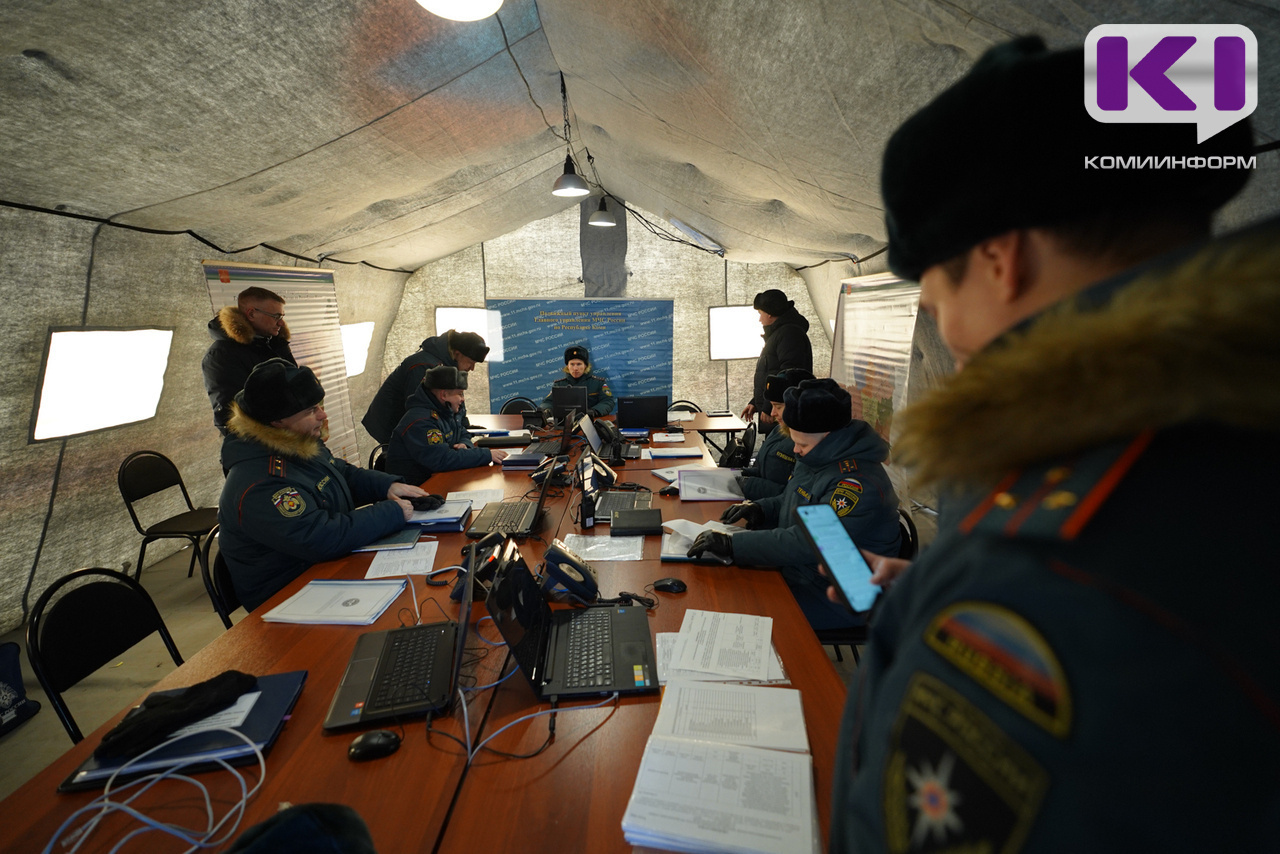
740, 289, 812, 430
540, 345, 615, 420
202, 286, 296, 435
738, 368, 813, 499
830, 37, 1279, 852
219, 358, 428, 611
688, 378, 900, 630
362, 329, 489, 444
384, 366, 508, 485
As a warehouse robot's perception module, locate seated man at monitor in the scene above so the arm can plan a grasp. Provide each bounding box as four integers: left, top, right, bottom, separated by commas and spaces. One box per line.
688, 378, 900, 630
362, 329, 490, 444
539, 345, 615, 421
739, 368, 813, 499
219, 358, 427, 611
385, 366, 508, 485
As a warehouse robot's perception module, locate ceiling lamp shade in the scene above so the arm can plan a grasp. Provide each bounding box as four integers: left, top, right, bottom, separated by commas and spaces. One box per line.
551, 155, 590, 197
415, 0, 503, 22
588, 197, 617, 227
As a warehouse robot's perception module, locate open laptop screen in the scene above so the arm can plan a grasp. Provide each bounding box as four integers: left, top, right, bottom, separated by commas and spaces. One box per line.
485, 542, 550, 691
577, 413, 603, 453
617, 396, 668, 429
551, 386, 588, 423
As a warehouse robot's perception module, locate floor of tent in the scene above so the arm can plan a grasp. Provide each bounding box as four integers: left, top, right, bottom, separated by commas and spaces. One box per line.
0, 543, 861, 801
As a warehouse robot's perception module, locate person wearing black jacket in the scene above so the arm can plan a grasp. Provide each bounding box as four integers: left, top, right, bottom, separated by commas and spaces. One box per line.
201, 286, 296, 436
741, 289, 812, 429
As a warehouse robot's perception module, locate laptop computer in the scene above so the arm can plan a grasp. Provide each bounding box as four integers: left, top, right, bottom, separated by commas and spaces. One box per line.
617, 396, 669, 429
465, 455, 556, 538
551, 385, 589, 424
322, 551, 475, 731
577, 435, 651, 520
525, 415, 577, 456
485, 540, 658, 699
578, 413, 640, 461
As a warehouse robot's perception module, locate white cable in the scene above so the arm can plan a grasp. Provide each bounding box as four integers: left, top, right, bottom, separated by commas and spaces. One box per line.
467, 692, 618, 765
45, 727, 266, 854
405, 573, 421, 624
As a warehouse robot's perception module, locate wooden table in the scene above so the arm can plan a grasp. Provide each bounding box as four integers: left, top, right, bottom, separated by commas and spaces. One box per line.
0, 425, 844, 854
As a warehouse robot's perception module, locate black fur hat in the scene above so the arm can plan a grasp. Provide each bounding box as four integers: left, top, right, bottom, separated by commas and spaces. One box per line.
564, 345, 589, 365
236, 358, 324, 423
765, 368, 816, 403
882, 36, 1253, 281
448, 330, 489, 363
753, 289, 792, 317
423, 365, 468, 390
783, 378, 852, 434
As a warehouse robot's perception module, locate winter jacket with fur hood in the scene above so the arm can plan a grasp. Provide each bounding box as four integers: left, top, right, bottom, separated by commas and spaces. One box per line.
202, 306, 296, 434
832, 217, 1280, 853
362, 334, 456, 444
385, 383, 491, 485
218, 404, 404, 611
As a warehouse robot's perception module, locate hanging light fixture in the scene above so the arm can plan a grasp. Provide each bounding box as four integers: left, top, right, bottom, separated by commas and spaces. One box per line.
552, 154, 590, 197
588, 196, 617, 227
415, 0, 503, 21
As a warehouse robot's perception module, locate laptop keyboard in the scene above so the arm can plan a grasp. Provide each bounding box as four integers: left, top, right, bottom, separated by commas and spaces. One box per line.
485, 502, 531, 531
369, 624, 445, 712
525, 441, 561, 455
563, 609, 614, 688
600, 442, 641, 460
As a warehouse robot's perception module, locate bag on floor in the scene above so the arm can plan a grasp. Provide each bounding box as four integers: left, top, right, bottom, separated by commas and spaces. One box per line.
0, 641, 41, 737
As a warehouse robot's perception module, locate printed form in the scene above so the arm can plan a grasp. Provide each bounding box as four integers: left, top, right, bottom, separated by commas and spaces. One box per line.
673, 609, 773, 682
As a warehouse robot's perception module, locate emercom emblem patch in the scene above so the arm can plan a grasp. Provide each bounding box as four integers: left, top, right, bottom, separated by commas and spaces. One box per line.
830, 478, 863, 517
925, 602, 1072, 737
272, 487, 306, 518
884, 673, 1047, 854
426, 429, 445, 445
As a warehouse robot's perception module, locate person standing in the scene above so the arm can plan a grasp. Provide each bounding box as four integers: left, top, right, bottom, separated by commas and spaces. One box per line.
362, 329, 489, 444
202, 286, 296, 435
219, 359, 428, 611
740, 289, 812, 430
540, 345, 616, 420
830, 37, 1277, 852
385, 366, 508, 485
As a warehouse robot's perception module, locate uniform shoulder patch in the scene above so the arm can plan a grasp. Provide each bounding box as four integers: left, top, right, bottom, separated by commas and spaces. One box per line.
426, 428, 445, 445
884, 673, 1048, 854
268, 456, 286, 478
925, 602, 1072, 737
601, 381, 612, 397
839, 458, 860, 473
271, 487, 306, 517
830, 478, 863, 516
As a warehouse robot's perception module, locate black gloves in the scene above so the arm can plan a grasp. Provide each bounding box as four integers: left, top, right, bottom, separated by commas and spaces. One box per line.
720, 502, 765, 528
687, 531, 734, 561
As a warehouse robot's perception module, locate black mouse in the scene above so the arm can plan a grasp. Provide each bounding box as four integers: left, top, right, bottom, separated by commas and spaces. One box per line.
348, 729, 401, 762
652, 577, 687, 594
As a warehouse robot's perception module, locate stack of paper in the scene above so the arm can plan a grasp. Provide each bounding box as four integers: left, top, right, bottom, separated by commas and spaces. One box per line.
408, 499, 472, 531
655, 633, 788, 685
677, 468, 744, 501
651, 462, 714, 483
622, 681, 815, 853
645, 446, 704, 459
261, 579, 406, 625
660, 519, 738, 564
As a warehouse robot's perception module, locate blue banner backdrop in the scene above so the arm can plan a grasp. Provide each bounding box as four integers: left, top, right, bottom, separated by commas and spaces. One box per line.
485, 299, 674, 411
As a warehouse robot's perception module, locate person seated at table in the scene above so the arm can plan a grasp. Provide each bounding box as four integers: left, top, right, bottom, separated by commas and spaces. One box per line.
219, 358, 427, 611
362, 329, 490, 444
738, 368, 813, 499
385, 365, 508, 485
687, 378, 900, 630
539, 345, 615, 422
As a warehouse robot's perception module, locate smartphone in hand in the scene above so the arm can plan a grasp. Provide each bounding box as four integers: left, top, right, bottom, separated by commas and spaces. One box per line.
794, 504, 881, 613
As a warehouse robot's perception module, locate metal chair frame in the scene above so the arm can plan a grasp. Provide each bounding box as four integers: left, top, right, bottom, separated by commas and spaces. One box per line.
117, 451, 218, 580
199, 526, 242, 630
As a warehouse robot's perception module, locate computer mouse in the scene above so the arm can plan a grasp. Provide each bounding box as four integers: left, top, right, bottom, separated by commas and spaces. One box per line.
348, 729, 401, 762
652, 577, 687, 594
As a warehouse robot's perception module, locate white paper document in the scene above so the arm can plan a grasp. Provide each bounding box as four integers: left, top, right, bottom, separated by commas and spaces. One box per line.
677, 468, 744, 501
622, 736, 816, 854
653, 681, 809, 753
651, 462, 714, 483
666, 410, 695, 421
170, 691, 261, 738
261, 579, 406, 625
656, 633, 788, 685
660, 519, 739, 564
673, 609, 773, 681
644, 446, 704, 459
365, 540, 440, 578
445, 489, 504, 511
407, 498, 471, 524
651, 432, 685, 443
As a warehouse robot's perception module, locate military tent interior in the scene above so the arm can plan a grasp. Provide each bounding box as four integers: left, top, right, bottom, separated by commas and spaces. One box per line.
1, 0, 1277, 703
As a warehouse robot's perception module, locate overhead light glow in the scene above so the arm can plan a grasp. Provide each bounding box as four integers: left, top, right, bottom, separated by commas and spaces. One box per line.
415, 0, 503, 22
588, 197, 617, 227
552, 154, 590, 197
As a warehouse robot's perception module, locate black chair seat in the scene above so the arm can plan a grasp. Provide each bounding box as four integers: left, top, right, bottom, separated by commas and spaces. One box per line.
144, 507, 219, 537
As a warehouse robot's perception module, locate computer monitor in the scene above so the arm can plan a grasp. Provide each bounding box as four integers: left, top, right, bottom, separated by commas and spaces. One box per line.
617, 395, 668, 429
551, 386, 588, 424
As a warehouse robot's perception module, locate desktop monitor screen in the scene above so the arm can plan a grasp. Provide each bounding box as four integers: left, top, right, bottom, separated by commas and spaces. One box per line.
617, 396, 668, 429
551, 386, 588, 424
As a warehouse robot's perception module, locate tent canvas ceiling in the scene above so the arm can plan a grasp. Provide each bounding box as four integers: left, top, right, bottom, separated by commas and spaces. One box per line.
3, 0, 1276, 272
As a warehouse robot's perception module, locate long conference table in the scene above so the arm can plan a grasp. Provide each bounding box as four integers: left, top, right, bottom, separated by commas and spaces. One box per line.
0, 415, 848, 853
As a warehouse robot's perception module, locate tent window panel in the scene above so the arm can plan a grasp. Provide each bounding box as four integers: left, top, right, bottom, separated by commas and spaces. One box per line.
708, 306, 762, 360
